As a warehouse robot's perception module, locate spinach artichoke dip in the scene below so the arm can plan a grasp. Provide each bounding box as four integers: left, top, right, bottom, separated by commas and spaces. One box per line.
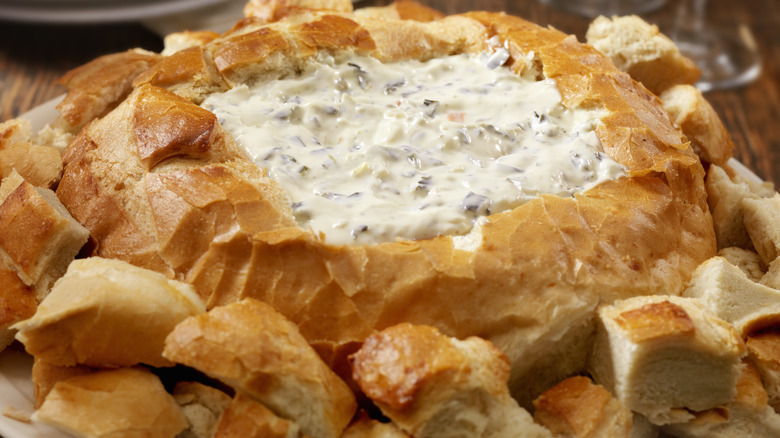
201, 44, 626, 245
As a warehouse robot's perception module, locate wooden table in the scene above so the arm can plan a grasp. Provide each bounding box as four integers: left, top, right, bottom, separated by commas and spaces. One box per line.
1, 0, 778, 182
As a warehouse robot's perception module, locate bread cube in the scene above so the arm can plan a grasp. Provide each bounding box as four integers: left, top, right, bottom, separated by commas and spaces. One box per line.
660, 84, 733, 166
0, 170, 89, 299
0, 118, 63, 188
585, 15, 699, 95
33, 368, 187, 438
706, 164, 770, 250
14, 257, 205, 368
163, 298, 357, 438
532, 376, 633, 438
744, 194, 780, 265
350, 323, 553, 438
588, 295, 745, 425
683, 256, 780, 337
662, 361, 780, 437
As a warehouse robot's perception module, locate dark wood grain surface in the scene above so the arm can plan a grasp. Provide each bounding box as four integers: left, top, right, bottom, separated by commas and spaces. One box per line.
1, 0, 778, 182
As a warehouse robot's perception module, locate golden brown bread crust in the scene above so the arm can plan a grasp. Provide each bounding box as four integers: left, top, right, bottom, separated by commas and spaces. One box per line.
33, 367, 188, 438
350, 323, 512, 413
0, 263, 36, 350
349, 322, 551, 437
56, 49, 162, 132
213, 393, 302, 438
532, 376, 633, 437
13, 257, 205, 368
56, 6, 715, 403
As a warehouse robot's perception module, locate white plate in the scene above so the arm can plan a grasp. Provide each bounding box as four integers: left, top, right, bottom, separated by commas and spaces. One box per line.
0, 0, 233, 24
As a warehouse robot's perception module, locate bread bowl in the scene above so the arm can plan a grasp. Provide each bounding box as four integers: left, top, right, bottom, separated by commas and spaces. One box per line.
47, 2, 717, 409
0, 0, 763, 436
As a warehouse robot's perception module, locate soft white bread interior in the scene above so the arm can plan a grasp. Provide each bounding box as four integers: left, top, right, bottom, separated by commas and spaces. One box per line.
717, 247, 767, 282
0, 118, 63, 188
662, 360, 780, 437
532, 375, 633, 438
13, 256, 205, 368
682, 256, 780, 337
163, 298, 357, 438
349, 323, 553, 438
172, 381, 232, 438
585, 15, 699, 95
212, 393, 302, 438
33, 367, 188, 438
588, 295, 745, 425
659, 84, 734, 166
0, 169, 89, 300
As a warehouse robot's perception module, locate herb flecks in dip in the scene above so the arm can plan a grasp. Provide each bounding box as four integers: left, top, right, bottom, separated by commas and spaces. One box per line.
201, 47, 626, 245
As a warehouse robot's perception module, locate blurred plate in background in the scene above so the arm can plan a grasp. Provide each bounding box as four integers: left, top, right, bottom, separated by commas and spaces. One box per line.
0, 0, 233, 24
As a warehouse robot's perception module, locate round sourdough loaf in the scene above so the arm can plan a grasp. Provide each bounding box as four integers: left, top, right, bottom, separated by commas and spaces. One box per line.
55, 5, 716, 403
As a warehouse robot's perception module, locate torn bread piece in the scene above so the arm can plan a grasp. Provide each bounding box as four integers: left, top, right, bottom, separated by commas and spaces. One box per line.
163, 298, 357, 438
588, 295, 745, 426
0, 170, 89, 300
662, 360, 780, 437
532, 376, 633, 438
0, 118, 63, 188
14, 257, 205, 368
213, 393, 302, 438
173, 381, 232, 438
746, 329, 780, 412
659, 84, 734, 166
717, 247, 767, 282
33, 367, 188, 438
682, 256, 780, 337
585, 15, 699, 95
349, 323, 553, 438
743, 194, 780, 266
706, 164, 773, 250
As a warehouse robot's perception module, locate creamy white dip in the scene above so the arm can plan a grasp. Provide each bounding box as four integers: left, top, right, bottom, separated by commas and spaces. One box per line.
201, 47, 626, 245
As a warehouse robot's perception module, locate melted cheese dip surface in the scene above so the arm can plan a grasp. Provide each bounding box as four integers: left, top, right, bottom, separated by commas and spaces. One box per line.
202, 49, 626, 245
